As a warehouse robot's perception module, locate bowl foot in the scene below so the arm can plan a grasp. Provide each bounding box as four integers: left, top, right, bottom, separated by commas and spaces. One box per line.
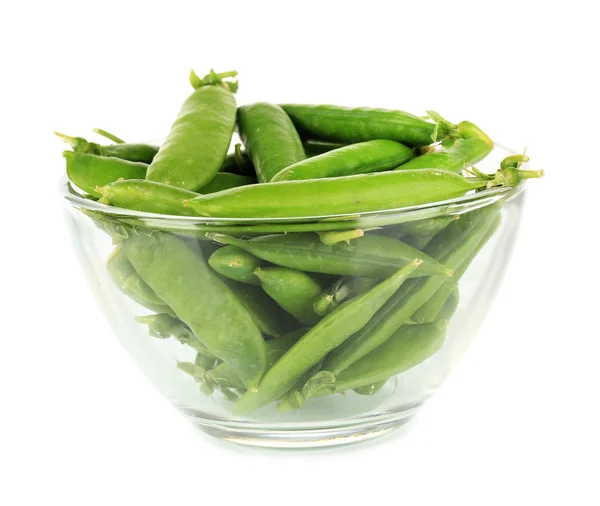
182, 408, 420, 449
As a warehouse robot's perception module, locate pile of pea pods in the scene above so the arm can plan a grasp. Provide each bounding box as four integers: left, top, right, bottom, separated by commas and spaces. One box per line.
59, 69, 543, 414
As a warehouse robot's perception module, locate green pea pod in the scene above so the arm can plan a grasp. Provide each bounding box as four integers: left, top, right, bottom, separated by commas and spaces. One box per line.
323, 205, 500, 374
253, 266, 324, 325
64, 151, 147, 197
184, 166, 542, 219
318, 229, 365, 246
208, 245, 265, 285
223, 281, 297, 337
270, 140, 414, 181
332, 322, 447, 392
146, 70, 238, 190
97, 175, 254, 217
211, 232, 451, 278
56, 131, 159, 164
206, 328, 307, 391
136, 313, 215, 357
353, 380, 387, 395
412, 214, 501, 323
436, 286, 460, 324
397, 136, 493, 173
106, 246, 171, 313
233, 259, 422, 415
238, 102, 306, 182
313, 276, 379, 316
281, 104, 459, 147
397, 215, 461, 237
122, 230, 266, 391
97, 180, 199, 216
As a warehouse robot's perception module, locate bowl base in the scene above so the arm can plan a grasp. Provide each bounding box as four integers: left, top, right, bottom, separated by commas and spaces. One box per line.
181, 407, 420, 449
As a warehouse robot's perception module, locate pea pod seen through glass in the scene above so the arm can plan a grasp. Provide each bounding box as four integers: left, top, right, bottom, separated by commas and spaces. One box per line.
323, 205, 501, 374
122, 229, 267, 391
331, 321, 447, 393
210, 232, 451, 278
233, 259, 423, 415
253, 266, 324, 325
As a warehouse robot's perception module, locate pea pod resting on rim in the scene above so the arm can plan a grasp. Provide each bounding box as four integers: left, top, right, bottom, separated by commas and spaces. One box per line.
184, 156, 543, 219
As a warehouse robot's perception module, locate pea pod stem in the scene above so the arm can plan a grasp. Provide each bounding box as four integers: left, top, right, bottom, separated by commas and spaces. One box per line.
92, 128, 125, 144
189, 69, 239, 92
318, 229, 364, 246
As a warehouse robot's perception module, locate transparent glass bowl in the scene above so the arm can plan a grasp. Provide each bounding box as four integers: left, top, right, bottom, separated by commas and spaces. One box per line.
61, 144, 526, 448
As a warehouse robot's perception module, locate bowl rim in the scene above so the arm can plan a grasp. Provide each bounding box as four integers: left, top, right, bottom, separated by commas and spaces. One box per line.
59, 143, 527, 225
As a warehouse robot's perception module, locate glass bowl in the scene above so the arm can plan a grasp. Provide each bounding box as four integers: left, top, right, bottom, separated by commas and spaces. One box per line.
61, 144, 527, 448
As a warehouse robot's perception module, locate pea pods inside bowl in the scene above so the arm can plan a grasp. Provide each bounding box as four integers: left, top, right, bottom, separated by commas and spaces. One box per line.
59, 68, 543, 448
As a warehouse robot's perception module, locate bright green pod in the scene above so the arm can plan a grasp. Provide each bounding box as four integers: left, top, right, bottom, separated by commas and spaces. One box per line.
97, 179, 199, 216
56, 131, 159, 164
122, 230, 266, 391
253, 266, 324, 325
184, 166, 542, 219
436, 285, 460, 324
208, 245, 265, 285
206, 328, 307, 391
97, 175, 256, 216
212, 233, 451, 279
332, 322, 447, 392
106, 246, 170, 313
281, 104, 457, 147
224, 281, 297, 337
233, 260, 422, 415
323, 205, 500, 374
146, 70, 238, 190
238, 102, 306, 182
271, 140, 414, 181
412, 214, 501, 323
397, 137, 493, 173
64, 151, 147, 197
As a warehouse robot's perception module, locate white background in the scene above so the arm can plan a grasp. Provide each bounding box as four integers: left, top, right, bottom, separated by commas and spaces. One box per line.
1, 1, 598, 504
